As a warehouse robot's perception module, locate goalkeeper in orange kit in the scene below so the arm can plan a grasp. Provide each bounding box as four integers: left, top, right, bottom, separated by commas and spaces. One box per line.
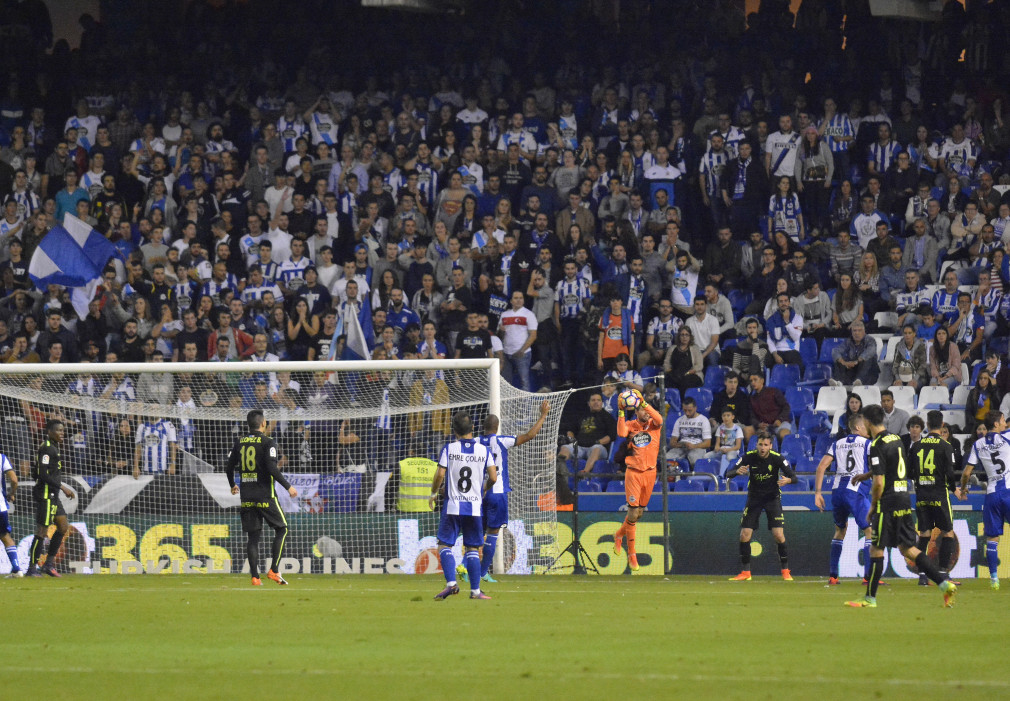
613, 389, 663, 571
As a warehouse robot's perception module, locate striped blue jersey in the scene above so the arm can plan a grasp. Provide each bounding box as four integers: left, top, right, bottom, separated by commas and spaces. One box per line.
893, 287, 926, 315
0, 453, 13, 512
931, 289, 959, 324
646, 316, 682, 350
819, 114, 854, 153
278, 256, 310, 288
867, 140, 901, 171
952, 310, 984, 346
177, 399, 196, 451
135, 419, 177, 474
941, 138, 978, 177
438, 438, 493, 515
828, 434, 871, 491
242, 282, 284, 304
277, 116, 307, 153
699, 149, 729, 196
414, 162, 439, 209
479, 434, 516, 494
976, 288, 1002, 324
968, 432, 1010, 494
626, 274, 646, 324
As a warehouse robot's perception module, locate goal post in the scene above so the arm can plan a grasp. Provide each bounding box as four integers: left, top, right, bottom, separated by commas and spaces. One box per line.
0, 359, 570, 577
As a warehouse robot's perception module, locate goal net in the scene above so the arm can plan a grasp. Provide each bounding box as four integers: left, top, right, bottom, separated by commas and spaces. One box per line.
0, 360, 570, 577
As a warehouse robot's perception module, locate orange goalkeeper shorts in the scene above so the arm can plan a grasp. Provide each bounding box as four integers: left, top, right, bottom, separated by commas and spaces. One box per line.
624, 468, 656, 508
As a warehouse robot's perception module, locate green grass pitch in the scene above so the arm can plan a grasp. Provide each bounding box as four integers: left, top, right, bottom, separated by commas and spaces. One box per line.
2, 575, 1005, 700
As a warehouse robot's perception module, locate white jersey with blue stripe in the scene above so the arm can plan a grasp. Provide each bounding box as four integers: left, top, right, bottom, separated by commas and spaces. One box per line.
438, 438, 494, 515
968, 432, 1010, 494
828, 434, 871, 490
135, 420, 177, 474
555, 277, 592, 319
0, 453, 13, 513
479, 434, 516, 494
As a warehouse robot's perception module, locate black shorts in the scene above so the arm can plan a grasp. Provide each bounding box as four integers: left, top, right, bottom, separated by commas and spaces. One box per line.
740, 494, 784, 531
240, 498, 287, 533
871, 503, 918, 549
915, 494, 954, 533
34, 494, 65, 528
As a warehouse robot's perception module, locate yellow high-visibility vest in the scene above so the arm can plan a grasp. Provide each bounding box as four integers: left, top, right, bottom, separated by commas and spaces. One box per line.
398, 457, 438, 512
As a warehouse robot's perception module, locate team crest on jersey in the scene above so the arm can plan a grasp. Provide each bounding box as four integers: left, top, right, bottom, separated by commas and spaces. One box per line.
632, 432, 651, 448
629, 495, 637, 504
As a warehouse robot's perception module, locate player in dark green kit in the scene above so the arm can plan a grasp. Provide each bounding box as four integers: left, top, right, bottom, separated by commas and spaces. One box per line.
909, 410, 960, 585
727, 432, 797, 581
26, 419, 75, 577
226, 410, 299, 586
846, 405, 957, 608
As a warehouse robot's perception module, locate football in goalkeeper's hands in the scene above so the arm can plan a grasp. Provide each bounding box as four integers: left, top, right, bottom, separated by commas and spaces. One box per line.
618, 389, 642, 411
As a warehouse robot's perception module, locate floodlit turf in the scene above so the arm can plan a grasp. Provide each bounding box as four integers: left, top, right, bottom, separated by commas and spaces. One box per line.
2, 575, 1004, 700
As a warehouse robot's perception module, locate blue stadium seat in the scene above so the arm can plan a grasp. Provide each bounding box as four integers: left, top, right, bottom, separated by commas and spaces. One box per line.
692, 458, 721, 476
665, 388, 682, 413
799, 363, 832, 388
674, 477, 708, 492
576, 479, 600, 492
728, 289, 753, 317
782, 477, 811, 491
799, 337, 819, 369
590, 477, 609, 491
729, 475, 749, 491
798, 410, 832, 437
591, 460, 614, 475
785, 387, 814, 420
608, 438, 625, 463
665, 411, 682, 438
641, 365, 662, 382
814, 433, 833, 459
780, 434, 812, 460
685, 387, 713, 415
667, 458, 690, 474
769, 364, 801, 391
605, 480, 625, 492
703, 365, 730, 392
818, 337, 844, 363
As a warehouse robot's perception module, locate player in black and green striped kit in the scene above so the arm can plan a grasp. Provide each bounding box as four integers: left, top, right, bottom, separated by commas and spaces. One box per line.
226, 410, 299, 586
26, 419, 75, 577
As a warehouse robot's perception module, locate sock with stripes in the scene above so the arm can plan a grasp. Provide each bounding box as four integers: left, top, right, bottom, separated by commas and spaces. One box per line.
28, 535, 43, 569
439, 548, 456, 585
480, 533, 498, 578
5, 545, 19, 573
44, 529, 65, 569
868, 556, 884, 598
270, 526, 287, 572
915, 551, 947, 586
739, 541, 751, 569
777, 541, 788, 569
829, 539, 843, 578
986, 540, 1000, 578
626, 521, 637, 556
464, 550, 481, 594
938, 536, 955, 573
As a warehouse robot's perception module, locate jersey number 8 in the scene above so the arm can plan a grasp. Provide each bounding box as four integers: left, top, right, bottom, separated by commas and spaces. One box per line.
457, 466, 472, 492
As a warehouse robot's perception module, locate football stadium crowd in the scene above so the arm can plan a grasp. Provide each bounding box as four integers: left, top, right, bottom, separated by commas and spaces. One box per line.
0, 0, 1008, 484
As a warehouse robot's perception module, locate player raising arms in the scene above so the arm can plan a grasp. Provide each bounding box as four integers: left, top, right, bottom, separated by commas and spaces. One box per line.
459, 399, 550, 585
26, 419, 75, 577
613, 389, 662, 572
814, 413, 873, 585
0, 449, 22, 577
728, 432, 796, 581
959, 410, 1010, 590
909, 410, 960, 586
847, 404, 956, 608
430, 411, 497, 601
227, 409, 299, 586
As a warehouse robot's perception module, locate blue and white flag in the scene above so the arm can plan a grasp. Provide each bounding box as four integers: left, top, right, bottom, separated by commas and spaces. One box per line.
328, 301, 374, 361
28, 214, 119, 319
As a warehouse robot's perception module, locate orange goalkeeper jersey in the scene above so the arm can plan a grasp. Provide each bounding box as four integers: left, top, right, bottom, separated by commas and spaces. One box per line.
617, 403, 663, 472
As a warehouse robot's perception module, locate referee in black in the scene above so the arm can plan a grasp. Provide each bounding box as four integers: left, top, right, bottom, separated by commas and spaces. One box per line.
847, 405, 956, 608
909, 410, 960, 585
227, 410, 299, 586
727, 431, 797, 581
26, 419, 75, 577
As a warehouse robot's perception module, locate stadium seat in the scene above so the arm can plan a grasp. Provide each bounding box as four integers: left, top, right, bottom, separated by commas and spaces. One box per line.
641, 365, 662, 382
873, 311, 899, 332
665, 388, 682, 413
668, 458, 690, 474
851, 385, 880, 406
576, 479, 600, 492
608, 438, 625, 462
728, 289, 753, 317
881, 335, 901, 362
782, 477, 811, 491
729, 475, 749, 491
918, 385, 950, 409
942, 410, 966, 431
589, 477, 609, 492
799, 363, 832, 388
799, 410, 832, 437
970, 362, 984, 385
703, 365, 730, 392
888, 385, 916, 411
990, 337, 1010, 355
814, 433, 833, 458
673, 477, 707, 493
799, 337, 819, 369
692, 458, 721, 476
949, 385, 970, 409
768, 364, 801, 391
780, 434, 812, 460
685, 387, 713, 415
814, 386, 848, 414
818, 337, 844, 363
784, 387, 814, 420
605, 480, 625, 492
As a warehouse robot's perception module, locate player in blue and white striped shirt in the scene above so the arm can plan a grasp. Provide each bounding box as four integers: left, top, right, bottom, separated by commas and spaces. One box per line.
700, 135, 730, 228
867, 124, 901, 177
430, 412, 497, 600
931, 270, 961, 324
133, 419, 178, 477
554, 259, 592, 387
459, 400, 550, 585
819, 98, 854, 178
0, 452, 22, 576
